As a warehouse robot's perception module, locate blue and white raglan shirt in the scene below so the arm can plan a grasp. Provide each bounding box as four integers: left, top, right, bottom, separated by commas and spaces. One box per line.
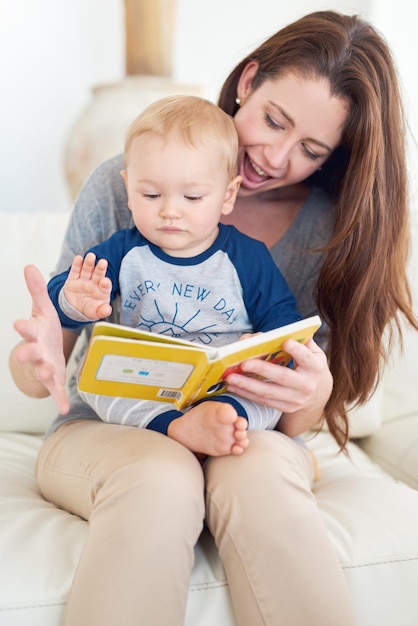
48, 223, 301, 433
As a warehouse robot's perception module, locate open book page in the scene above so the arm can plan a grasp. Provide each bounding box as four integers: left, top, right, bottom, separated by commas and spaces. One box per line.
78, 316, 321, 409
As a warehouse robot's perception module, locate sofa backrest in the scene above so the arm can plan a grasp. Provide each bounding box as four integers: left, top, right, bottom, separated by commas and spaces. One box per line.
381, 210, 418, 425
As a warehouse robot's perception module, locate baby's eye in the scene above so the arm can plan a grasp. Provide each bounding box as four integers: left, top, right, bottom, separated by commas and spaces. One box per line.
185, 195, 203, 201
143, 193, 160, 199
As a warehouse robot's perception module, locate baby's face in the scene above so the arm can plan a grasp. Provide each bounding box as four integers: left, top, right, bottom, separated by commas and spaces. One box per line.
121, 133, 240, 258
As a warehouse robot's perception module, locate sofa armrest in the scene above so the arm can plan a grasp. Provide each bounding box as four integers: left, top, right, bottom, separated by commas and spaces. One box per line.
359, 413, 418, 489
359, 321, 418, 489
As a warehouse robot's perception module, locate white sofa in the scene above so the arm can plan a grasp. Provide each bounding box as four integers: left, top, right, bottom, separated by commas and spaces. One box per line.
1, 210, 418, 626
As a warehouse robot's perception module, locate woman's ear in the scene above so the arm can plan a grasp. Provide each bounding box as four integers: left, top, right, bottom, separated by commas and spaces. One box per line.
222, 176, 242, 216
236, 61, 259, 103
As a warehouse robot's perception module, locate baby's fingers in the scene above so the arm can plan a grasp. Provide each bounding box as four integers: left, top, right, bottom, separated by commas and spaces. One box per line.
92, 258, 109, 283
79, 252, 99, 280
67, 255, 84, 281
69, 253, 109, 286
81, 254, 109, 286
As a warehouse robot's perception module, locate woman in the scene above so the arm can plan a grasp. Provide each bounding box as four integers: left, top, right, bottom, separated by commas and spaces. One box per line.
10, 11, 417, 626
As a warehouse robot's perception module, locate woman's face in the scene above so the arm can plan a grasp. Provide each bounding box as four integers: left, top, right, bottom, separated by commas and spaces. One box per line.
234, 63, 349, 196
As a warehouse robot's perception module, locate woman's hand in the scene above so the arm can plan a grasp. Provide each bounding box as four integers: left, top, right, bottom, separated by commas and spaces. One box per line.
225, 338, 332, 437
10, 265, 72, 414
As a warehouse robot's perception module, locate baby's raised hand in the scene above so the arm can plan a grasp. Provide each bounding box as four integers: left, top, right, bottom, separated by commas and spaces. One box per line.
64, 252, 112, 320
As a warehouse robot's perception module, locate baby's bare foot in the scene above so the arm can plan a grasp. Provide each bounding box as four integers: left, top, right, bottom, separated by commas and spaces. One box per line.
231, 416, 250, 455
167, 401, 249, 457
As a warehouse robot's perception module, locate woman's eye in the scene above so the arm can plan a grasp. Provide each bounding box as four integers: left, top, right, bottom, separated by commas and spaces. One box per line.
264, 114, 284, 131
302, 144, 320, 161
265, 111, 323, 162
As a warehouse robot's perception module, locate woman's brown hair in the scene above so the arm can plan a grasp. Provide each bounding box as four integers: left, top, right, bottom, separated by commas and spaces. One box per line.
219, 11, 418, 449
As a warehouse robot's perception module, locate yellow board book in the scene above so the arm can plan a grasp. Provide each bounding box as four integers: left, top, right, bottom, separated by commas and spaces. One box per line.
78, 315, 322, 409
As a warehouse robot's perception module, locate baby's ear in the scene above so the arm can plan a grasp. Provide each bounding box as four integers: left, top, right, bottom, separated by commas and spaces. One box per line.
120, 169, 128, 187
222, 175, 242, 216
120, 170, 132, 212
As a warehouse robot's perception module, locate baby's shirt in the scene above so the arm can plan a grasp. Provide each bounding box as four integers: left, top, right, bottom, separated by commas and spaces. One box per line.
48, 224, 301, 433
48, 224, 300, 343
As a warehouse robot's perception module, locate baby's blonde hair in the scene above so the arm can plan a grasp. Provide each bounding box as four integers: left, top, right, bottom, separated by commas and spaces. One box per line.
124, 95, 239, 179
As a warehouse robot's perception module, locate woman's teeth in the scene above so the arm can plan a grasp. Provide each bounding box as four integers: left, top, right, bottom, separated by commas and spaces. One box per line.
250, 159, 269, 177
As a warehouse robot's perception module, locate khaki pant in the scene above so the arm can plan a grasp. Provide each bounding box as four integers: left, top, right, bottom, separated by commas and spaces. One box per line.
36, 421, 355, 626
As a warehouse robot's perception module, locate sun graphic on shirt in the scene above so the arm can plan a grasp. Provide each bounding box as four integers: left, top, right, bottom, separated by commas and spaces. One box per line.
135, 299, 218, 341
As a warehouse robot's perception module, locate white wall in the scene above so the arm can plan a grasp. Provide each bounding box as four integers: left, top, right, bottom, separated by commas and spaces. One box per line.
1, 0, 415, 215
0, 0, 123, 214
371, 1, 418, 203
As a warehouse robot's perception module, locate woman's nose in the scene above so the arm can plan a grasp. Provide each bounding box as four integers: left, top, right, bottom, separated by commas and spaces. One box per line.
265, 141, 291, 171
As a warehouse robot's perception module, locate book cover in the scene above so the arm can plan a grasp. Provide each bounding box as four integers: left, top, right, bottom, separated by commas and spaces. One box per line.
78, 315, 322, 409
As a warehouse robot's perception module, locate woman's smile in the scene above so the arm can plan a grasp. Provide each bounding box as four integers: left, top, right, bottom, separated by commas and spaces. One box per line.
239, 152, 285, 190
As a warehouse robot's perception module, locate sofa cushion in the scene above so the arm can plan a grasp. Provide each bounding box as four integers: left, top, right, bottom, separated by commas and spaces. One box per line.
0, 431, 236, 626
1, 429, 418, 626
